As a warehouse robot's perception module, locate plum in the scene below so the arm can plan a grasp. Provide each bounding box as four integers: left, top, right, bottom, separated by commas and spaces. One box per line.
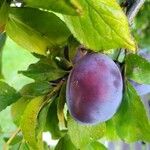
66, 53, 123, 124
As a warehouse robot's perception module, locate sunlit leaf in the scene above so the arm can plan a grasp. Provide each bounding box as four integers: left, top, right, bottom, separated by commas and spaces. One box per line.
21, 96, 46, 149
68, 115, 106, 149
11, 97, 31, 126
24, 0, 83, 15
63, 0, 135, 51
105, 119, 119, 140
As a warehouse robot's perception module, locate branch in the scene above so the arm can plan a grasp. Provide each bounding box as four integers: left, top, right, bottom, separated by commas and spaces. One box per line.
44, 79, 65, 104
3, 128, 21, 150
126, 0, 145, 23
116, 0, 145, 61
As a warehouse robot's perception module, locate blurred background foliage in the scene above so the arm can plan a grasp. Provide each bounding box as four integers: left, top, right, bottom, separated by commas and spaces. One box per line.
133, 0, 150, 50
0, 37, 37, 147
0, 0, 149, 149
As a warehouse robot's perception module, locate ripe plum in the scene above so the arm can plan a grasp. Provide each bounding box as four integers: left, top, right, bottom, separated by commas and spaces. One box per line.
66, 53, 123, 124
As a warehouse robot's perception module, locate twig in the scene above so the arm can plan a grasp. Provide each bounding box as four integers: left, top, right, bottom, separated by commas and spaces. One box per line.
127, 0, 145, 23
116, 0, 145, 61
44, 79, 65, 104
3, 128, 21, 150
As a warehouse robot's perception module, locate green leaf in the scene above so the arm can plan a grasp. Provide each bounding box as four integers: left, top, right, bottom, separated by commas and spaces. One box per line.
68, 115, 106, 149
45, 97, 66, 139
105, 119, 119, 140
114, 81, 150, 142
24, 0, 83, 16
8, 143, 22, 150
6, 7, 71, 55
20, 81, 52, 98
0, 81, 21, 112
11, 97, 31, 126
19, 54, 68, 81
17, 141, 30, 150
0, 32, 6, 78
133, 3, 150, 49
0, 125, 3, 134
37, 102, 50, 141
4, 135, 22, 145
20, 96, 46, 150
43, 142, 51, 150
63, 0, 135, 51
55, 134, 77, 150
57, 83, 67, 130
84, 141, 107, 150
67, 36, 80, 63
0, 32, 6, 49
0, 0, 10, 33
126, 54, 150, 84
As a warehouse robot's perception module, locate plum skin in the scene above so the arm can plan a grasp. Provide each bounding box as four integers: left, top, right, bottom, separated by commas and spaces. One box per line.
66, 53, 123, 124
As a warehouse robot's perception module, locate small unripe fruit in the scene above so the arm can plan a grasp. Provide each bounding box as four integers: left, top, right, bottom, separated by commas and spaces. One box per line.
66, 53, 123, 124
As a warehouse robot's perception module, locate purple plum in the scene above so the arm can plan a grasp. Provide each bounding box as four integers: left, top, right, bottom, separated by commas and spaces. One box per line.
66, 53, 123, 124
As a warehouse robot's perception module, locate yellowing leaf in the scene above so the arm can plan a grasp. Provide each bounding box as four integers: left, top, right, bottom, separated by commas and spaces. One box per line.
20, 96, 45, 149
63, 0, 136, 51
